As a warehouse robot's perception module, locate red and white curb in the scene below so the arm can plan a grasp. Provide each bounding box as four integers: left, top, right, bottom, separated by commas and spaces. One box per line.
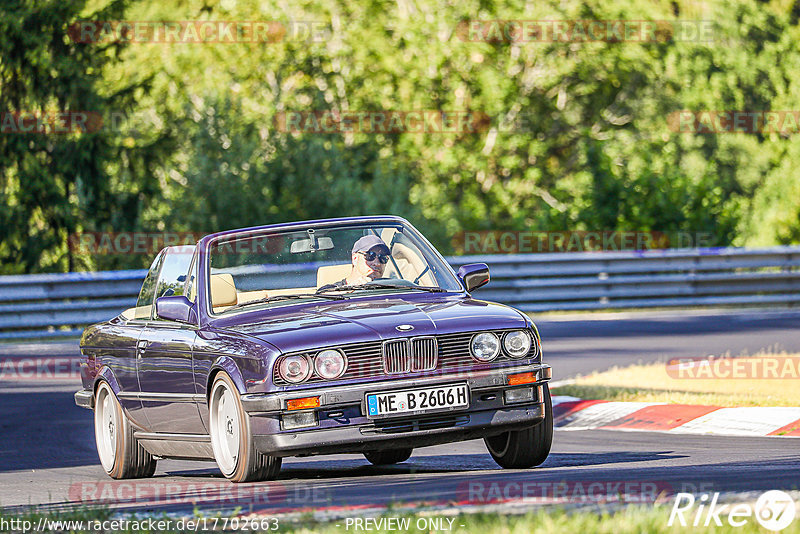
552, 396, 800, 437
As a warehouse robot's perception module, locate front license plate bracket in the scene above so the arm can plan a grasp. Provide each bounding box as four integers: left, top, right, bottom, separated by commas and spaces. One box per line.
364, 383, 470, 419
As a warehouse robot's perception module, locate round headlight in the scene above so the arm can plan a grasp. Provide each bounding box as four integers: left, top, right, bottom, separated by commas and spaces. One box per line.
279, 355, 311, 383
471, 332, 500, 362
504, 330, 532, 358
314, 349, 347, 379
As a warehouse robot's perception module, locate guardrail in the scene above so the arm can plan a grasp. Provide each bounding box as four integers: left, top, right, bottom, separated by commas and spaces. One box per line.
0, 270, 147, 340
1, 246, 799, 339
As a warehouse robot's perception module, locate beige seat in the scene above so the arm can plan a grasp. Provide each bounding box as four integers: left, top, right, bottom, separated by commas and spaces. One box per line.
124, 305, 152, 320
317, 264, 352, 287
235, 289, 269, 305
261, 287, 317, 297
379, 230, 436, 286
236, 287, 317, 304
211, 273, 238, 308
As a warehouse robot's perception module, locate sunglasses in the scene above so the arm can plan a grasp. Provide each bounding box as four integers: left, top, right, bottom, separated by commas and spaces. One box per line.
358, 250, 391, 264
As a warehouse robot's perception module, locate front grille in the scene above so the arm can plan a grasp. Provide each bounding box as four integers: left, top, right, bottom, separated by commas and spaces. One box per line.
273, 329, 539, 386
361, 415, 470, 434
410, 337, 437, 371
382, 337, 438, 374
382, 339, 408, 374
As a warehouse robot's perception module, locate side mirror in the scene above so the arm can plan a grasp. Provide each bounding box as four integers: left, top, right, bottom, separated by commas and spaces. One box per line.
457, 263, 490, 292
155, 295, 194, 323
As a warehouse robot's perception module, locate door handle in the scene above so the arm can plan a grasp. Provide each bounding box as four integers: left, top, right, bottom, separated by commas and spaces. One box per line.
137, 340, 148, 356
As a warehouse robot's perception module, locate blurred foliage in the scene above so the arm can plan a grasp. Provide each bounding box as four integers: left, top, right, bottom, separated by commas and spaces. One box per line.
0, 0, 176, 273
2, 0, 800, 272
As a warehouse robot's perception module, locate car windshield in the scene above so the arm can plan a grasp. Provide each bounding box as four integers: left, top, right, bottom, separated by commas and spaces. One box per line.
207, 222, 462, 314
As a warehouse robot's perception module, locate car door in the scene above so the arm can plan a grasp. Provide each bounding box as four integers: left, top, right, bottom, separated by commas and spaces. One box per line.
136, 246, 204, 434
91, 324, 149, 430
104, 250, 165, 429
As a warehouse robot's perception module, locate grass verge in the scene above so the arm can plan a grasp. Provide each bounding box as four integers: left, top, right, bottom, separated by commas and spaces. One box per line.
555, 351, 800, 407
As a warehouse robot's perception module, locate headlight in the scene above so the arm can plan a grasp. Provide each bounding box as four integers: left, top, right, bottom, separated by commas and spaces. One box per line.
503, 330, 532, 358
471, 332, 500, 362
279, 355, 311, 383
314, 349, 347, 379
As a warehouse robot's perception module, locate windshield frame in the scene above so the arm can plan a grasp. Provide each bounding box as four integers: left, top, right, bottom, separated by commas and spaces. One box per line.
199, 217, 464, 320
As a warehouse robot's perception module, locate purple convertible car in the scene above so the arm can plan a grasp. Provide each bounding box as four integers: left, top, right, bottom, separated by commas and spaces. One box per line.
75, 216, 553, 482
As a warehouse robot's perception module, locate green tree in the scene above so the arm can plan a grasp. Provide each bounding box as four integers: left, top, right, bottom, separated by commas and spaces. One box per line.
0, 0, 169, 273
5, 0, 800, 273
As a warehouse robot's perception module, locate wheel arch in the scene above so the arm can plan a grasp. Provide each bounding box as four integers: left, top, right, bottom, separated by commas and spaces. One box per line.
92, 365, 122, 401
206, 356, 247, 402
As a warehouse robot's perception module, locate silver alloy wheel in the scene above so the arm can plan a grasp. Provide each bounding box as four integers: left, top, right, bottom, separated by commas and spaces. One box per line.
94, 383, 118, 472
210, 378, 241, 476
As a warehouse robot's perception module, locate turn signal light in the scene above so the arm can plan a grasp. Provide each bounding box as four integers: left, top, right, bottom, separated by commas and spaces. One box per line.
286, 396, 320, 411
507, 372, 537, 385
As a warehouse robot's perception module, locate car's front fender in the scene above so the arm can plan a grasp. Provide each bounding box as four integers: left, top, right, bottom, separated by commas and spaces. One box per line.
207, 355, 248, 397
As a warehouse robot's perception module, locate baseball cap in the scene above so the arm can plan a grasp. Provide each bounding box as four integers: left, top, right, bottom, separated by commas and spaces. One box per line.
352, 235, 390, 255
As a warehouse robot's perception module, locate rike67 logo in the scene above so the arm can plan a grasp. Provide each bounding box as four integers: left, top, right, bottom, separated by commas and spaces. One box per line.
669, 490, 796, 531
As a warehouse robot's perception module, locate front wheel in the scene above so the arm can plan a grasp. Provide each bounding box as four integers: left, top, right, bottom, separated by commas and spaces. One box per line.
209, 373, 281, 482
94, 381, 157, 479
364, 448, 413, 465
484, 384, 553, 469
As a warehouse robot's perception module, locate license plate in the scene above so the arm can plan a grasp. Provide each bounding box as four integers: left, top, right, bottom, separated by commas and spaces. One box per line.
366, 383, 469, 418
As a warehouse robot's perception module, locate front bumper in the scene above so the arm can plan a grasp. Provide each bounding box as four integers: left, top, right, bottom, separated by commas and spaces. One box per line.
74, 389, 93, 409
244, 363, 551, 457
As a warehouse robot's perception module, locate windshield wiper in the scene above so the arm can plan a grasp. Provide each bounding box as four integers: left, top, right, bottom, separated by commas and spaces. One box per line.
226, 293, 347, 312
317, 282, 446, 293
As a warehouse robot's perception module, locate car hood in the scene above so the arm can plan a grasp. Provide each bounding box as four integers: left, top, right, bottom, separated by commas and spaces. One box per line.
212, 294, 529, 354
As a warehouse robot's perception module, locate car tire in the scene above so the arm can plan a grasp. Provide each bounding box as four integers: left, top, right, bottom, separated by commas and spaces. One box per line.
94, 381, 157, 479
209, 373, 282, 482
363, 448, 413, 465
484, 384, 553, 469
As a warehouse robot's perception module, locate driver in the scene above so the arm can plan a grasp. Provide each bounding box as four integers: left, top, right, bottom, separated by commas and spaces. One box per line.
319, 235, 391, 290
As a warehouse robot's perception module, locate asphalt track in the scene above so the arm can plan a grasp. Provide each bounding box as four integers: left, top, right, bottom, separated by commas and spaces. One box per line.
1, 309, 799, 515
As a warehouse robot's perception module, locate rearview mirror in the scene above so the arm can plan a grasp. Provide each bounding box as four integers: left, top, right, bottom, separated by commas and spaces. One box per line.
290, 236, 334, 253
155, 295, 194, 323
457, 263, 490, 292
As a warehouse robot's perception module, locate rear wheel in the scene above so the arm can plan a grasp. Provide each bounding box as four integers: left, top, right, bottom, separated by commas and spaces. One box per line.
485, 384, 553, 469
364, 448, 413, 465
209, 373, 281, 482
94, 381, 157, 479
